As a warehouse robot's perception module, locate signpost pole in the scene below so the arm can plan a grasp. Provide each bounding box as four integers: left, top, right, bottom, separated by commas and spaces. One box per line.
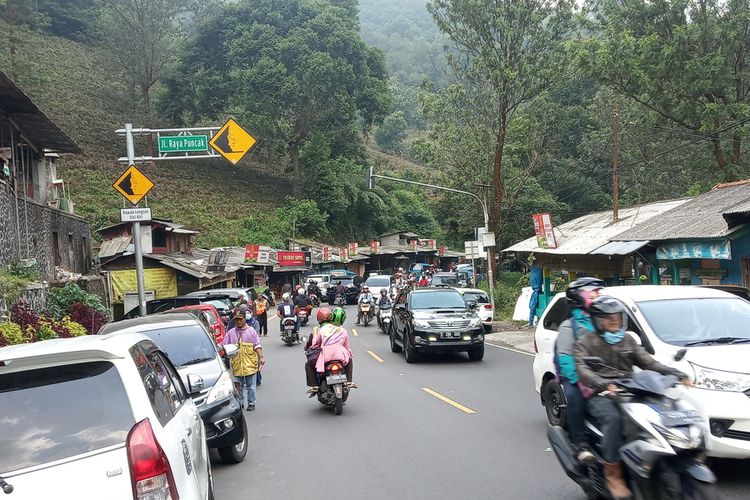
125, 123, 147, 317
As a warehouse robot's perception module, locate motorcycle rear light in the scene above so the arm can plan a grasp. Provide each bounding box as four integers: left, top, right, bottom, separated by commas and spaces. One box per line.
127, 418, 179, 500
329, 363, 342, 373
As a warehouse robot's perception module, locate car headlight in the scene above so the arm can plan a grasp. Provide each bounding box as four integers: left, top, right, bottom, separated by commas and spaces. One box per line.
413, 319, 431, 329
469, 317, 482, 328
691, 363, 750, 392
205, 370, 235, 406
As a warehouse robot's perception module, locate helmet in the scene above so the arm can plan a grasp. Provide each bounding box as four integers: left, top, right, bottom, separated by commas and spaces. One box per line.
588, 296, 627, 333
309, 279, 315, 284
380, 289, 387, 295
317, 307, 333, 324
565, 277, 605, 310
362, 285, 369, 290
282, 292, 291, 302
298, 288, 306, 296
331, 307, 346, 326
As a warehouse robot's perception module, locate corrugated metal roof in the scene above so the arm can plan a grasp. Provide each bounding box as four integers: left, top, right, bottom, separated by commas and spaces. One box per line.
614, 183, 750, 241
98, 235, 132, 258
590, 240, 650, 256
503, 199, 688, 255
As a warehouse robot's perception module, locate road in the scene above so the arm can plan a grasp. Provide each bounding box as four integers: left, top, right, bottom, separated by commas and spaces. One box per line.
212, 308, 749, 499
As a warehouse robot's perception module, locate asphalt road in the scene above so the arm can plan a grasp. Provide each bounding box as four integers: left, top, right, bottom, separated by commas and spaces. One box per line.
212, 308, 750, 499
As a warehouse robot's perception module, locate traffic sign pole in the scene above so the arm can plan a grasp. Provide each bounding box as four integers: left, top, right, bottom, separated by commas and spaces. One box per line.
125, 123, 147, 317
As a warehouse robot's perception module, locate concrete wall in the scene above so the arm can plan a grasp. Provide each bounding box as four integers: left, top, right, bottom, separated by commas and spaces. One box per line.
0, 181, 91, 280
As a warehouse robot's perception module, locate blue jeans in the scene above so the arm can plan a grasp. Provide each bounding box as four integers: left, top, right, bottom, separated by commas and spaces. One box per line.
236, 374, 257, 407
562, 380, 587, 448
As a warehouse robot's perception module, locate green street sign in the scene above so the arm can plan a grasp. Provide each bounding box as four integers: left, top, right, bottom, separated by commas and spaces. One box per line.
158, 135, 209, 153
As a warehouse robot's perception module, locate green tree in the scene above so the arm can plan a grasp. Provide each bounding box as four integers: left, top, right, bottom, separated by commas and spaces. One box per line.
427, 0, 576, 266
375, 112, 408, 153
578, 0, 750, 178
162, 0, 391, 191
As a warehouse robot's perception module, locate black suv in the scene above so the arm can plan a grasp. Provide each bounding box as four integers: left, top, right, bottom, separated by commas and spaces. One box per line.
390, 287, 485, 362
326, 275, 363, 304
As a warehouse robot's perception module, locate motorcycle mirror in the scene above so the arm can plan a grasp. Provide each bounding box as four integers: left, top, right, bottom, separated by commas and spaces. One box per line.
674, 348, 687, 361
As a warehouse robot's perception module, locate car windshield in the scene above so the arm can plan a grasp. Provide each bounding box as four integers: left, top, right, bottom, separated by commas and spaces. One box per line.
333, 278, 354, 286
410, 291, 466, 309
367, 277, 391, 287
431, 275, 458, 286
637, 297, 750, 345
205, 298, 232, 311
0, 361, 134, 473
463, 292, 489, 303
142, 325, 217, 366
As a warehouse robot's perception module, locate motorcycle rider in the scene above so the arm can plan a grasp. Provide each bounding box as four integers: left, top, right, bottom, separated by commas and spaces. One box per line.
304, 306, 355, 395
575, 296, 691, 500
376, 288, 392, 308
277, 292, 297, 335
554, 277, 604, 464
334, 280, 346, 304
307, 279, 321, 304
356, 285, 374, 325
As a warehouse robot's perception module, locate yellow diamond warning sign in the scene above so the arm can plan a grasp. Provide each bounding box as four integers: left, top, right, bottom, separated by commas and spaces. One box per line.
209, 118, 257, 165
113, 165, 155, 205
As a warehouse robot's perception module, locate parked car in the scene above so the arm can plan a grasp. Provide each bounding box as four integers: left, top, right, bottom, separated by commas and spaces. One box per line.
533, 285, 750, 459
430, 272, 461, 287
99, 313, 249, 464
456, 288, 493, 332
365, 274, 395, 298
326, 275, 364, 304
166, 303, 227, 343
390, 286, 485, 362
305, 274, 332, 300
121, 294, 233, 321
187, 287, 255, 304
0, 332, 213, 499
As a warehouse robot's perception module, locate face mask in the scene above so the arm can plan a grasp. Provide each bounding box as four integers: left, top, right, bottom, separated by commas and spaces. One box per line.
602, 330, 625, 345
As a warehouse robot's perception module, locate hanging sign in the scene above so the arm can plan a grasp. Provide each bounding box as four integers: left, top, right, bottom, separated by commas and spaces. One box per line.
348, 242, 358, 254
427, 239, 436, 250
409, 241, 417, 251
322, 245, 330, 261
340, 247, 348, 262
532, 213, 557, 249
371, 240, 380, 253
277, 251, 307, 267
244, 244, 260, 262
438, 246, 446, 256
257, 246, 271, 264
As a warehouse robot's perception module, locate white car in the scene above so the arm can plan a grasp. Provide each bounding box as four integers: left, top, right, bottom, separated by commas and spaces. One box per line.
533, 285, 750, 459
306, 274, 331, 299
0, 333, 213, 499
365, 274, 395, 298
457, 288, 493, 332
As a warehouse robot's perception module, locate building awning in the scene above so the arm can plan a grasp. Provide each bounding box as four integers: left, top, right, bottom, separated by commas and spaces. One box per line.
589, 240, 650, 256
656, 240, 732, 260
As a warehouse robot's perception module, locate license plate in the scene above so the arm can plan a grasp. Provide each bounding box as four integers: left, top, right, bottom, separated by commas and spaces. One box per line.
661, 410, 703, 426
441, 332, 460, 339
326, 374, 347, 385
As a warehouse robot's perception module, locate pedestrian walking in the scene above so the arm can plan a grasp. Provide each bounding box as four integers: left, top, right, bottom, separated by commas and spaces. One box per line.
254, 293, 269, 336
222, 310, 265, 411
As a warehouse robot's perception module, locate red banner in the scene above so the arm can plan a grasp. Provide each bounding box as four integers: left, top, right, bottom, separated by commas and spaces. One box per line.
322, 245, 330, 261
438, 246, 446, 256
277, 251, 306, 267
340, 247, 348, 262
409, 241, 417, 251
348, 241, 358, 254
244, 244, 259, 262
427, 239, 436, 250
371, 240, 380, 253
532, 213, 557, 249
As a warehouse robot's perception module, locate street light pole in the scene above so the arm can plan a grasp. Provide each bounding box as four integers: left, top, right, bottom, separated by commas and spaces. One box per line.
124, 123, 147, 317
369, 169, 495, 313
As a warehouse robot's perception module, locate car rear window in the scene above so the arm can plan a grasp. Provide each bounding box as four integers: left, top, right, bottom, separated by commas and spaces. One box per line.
463, 292, 489, 303
205, 298, 232, 312
410, 291, 466, 309
431, 275, 458, 286
142, 325, 217, 367
0, 361, 134, 472
367, 277, 391, 287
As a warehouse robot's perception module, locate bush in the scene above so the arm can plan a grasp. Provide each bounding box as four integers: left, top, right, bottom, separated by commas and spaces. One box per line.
61, 317, 87, 337
47, 283, 109, 320
0, 322, 26, 346
10, 300, 40, 330
69, 302, 109, 334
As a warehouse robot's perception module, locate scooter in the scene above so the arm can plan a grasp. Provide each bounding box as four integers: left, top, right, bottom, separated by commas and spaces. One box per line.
308, 291, 320, 307
377, 304, 392, 334
548, 365, 720, 500
316, 360, 349, 415
359, 298, 373, 327
334, 293, 346, 307
281, 317, 299, 346
298, 307, 311, 327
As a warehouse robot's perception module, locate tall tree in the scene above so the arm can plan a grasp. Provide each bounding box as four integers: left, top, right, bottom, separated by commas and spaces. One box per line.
427, 0, 575, 272
578, 0, 750, 178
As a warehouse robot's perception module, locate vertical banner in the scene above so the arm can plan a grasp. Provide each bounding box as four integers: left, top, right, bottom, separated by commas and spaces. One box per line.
371, 240, 380, 253
340, 247, 348, 262
244, 244, 259, 262
322, 245, 330, 261
438, 246, 446, 256
348, 241, 358, 255
532, 213, 557, 249
409, 241, 417, 251
427, 239, 436, 250
257, 246, 271, 264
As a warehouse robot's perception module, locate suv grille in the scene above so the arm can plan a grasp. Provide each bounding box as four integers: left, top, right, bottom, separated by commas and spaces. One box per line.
429, 319, 470, 329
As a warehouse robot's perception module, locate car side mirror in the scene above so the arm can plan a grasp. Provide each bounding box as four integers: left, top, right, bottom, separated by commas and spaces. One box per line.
186, 374, 204, 395
467, 301, 478, 310
224, 344, 239, 359
626, 331, 642, 346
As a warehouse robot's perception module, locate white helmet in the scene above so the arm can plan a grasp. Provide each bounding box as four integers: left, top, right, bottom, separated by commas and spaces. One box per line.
282, 292, 291, 302
298, 288, 306, 296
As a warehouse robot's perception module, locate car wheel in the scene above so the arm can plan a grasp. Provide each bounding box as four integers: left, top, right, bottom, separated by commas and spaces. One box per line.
390, 328, 402, 353
468, 344, 484, 361
543, 380, 566, 427
404, 334, 419, 363
218, 415, 248, 464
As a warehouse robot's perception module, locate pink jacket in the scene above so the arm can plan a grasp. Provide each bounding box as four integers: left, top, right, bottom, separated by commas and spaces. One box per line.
312, 324, 352, 373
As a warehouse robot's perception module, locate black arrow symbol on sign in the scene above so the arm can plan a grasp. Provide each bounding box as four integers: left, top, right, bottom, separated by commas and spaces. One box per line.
212, 127, 238, 153
119, 173, 134, 195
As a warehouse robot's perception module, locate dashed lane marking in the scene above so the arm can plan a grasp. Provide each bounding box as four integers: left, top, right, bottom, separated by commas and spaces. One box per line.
421, 387, 476, 414
367, 350, 384, 363
352, 328, 358, 336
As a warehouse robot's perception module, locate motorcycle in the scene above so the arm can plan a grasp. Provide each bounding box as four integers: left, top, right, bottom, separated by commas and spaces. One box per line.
359, 298, 373, 327
307, 290, 320, 307
281, 317, 299, 346
298, 307, 311, 327
548, 364, 719, 500
377, 303, 392, 334
334, 293, 346, 307
316, 359, 349, 415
